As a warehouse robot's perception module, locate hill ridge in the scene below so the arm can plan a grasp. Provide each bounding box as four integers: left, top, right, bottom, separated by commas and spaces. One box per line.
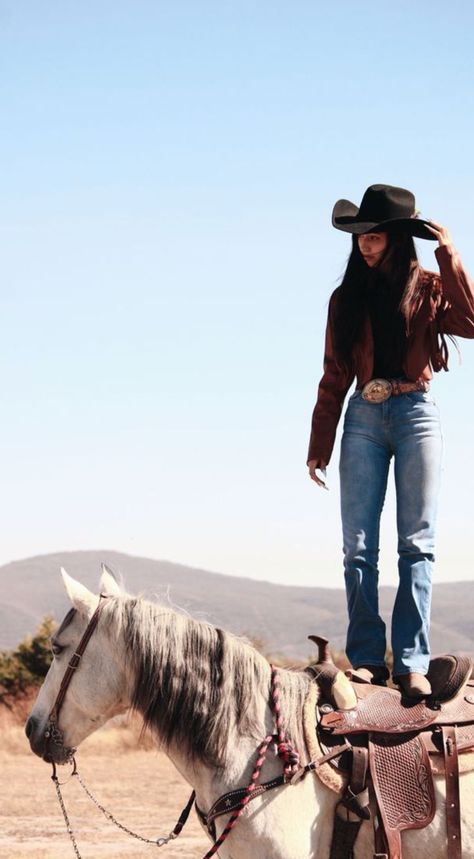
1, 550, 473, 659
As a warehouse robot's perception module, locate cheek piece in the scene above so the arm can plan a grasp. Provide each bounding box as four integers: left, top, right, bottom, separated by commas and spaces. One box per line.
44, 594, 109, 771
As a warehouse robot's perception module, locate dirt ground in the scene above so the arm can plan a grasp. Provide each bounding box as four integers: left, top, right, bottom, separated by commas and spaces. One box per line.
0, 715, 210, 859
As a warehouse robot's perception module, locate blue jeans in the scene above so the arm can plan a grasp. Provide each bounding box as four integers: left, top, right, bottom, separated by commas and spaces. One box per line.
339, 389, 443, 677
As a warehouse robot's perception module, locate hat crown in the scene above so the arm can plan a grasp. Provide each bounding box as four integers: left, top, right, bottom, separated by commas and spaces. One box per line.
358, 184, 416, 223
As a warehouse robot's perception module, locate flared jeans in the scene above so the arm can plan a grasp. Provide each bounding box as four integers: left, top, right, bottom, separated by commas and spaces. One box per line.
339, 389, 443, 677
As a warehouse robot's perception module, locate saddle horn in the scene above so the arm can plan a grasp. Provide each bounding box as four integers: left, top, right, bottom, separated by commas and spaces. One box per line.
307, 634, 357, 711
308, 635, 334, 665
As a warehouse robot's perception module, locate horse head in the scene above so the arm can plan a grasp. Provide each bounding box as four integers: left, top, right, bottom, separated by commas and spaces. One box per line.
25, 565, 129, 764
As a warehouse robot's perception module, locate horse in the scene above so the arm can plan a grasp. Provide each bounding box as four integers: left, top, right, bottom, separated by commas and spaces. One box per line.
26, 566, 474, 858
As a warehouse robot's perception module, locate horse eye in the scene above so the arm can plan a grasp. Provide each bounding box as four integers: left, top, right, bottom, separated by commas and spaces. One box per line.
51, 642, 64, 657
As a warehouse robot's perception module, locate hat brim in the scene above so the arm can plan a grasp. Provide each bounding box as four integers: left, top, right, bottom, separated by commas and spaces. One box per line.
332, 198, 436, 241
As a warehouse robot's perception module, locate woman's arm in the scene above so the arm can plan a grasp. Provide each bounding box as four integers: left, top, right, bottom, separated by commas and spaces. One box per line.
427, 221, 474, 338
307, 290, 355, 472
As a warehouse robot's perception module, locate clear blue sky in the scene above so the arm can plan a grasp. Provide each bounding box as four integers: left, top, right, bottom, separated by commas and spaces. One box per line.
1, 1, 473, 587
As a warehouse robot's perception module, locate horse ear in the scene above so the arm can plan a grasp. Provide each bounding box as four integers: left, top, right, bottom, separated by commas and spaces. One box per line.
61, 568, 98, 616
99, 563, 123, 596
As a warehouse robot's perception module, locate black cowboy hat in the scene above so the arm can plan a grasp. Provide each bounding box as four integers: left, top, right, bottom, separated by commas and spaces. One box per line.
332, 184, 436, 241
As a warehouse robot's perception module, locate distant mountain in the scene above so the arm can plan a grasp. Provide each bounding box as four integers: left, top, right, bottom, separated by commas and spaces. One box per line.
1, 550, 473, 660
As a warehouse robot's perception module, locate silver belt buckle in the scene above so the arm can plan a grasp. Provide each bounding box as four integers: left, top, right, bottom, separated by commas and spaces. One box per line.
361, 378, 393, 403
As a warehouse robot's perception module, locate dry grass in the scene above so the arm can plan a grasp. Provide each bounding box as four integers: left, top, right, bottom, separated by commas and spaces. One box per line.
0, 702, 210, 859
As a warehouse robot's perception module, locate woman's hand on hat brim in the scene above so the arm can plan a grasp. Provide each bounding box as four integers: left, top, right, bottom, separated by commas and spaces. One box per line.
424, 220, 453, 249
308, 459, 328, 490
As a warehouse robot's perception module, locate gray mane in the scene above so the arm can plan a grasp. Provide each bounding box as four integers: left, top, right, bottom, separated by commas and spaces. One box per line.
104, 595, 310, 768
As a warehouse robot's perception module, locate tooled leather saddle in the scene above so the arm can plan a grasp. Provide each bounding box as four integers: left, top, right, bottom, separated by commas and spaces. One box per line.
308, 638, 474, 859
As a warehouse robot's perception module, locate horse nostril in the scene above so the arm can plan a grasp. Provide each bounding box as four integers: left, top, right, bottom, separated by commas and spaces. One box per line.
25, 715, 47, 757
25, 716, 36, 739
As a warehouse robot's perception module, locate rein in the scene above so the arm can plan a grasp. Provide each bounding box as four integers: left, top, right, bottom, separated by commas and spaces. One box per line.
46, 602, 339, 858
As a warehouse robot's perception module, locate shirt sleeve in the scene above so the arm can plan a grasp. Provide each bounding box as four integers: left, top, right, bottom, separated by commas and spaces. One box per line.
435, 245, 474, 338
307, 290, 355, 466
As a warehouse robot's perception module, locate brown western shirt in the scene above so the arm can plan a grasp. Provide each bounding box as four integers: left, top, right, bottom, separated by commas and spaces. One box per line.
307, 245, 474, 465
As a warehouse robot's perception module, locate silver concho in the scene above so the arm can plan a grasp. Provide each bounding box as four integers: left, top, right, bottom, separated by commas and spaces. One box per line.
361, 378, 393, 403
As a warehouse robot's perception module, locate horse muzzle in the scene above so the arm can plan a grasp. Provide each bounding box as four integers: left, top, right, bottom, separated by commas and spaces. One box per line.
25, 714, 76, 764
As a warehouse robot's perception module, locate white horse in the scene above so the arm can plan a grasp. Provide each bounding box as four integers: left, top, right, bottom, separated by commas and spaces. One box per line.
26, 567, 474, 859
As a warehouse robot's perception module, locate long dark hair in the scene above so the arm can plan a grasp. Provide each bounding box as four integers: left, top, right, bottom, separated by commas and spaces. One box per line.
332, 232, 423, 370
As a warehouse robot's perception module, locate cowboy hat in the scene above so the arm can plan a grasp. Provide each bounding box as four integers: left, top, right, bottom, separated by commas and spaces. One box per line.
332, 184, 436, 241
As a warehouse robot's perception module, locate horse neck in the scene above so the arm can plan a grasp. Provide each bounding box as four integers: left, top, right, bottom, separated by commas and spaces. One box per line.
116, 597, 275, 767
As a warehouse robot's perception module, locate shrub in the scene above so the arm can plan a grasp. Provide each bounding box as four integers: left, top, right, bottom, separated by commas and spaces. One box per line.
0, 616, 56, 697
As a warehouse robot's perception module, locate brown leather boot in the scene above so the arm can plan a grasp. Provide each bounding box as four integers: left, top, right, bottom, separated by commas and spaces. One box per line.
394, 673, 432, 698
351, 665, 390, 686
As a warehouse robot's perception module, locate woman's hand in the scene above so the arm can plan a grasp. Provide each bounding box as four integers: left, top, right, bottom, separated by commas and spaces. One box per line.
425, 220, 454, 250
308, 459, 328, 489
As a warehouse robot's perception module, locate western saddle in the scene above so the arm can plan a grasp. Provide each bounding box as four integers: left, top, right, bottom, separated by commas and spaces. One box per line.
306, 637, 474, 859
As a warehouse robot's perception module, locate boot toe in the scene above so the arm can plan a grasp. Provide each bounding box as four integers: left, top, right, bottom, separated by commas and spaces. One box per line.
394, 672, 432, 698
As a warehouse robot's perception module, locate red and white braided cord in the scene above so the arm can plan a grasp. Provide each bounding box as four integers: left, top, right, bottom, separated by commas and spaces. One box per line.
202, 665, 300, 858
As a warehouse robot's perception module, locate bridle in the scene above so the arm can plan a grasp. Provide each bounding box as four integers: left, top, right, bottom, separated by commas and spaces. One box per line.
44, 593, 109, 767
44, 593, 200, 856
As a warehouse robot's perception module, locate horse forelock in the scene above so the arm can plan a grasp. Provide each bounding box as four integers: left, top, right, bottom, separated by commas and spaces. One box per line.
102, 595, 310, 768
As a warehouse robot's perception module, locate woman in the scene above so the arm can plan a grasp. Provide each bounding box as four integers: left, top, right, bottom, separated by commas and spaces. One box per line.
307, 184, 474, 698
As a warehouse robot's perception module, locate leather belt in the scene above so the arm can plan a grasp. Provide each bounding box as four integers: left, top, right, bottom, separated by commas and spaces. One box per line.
361, 378, 429, 404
